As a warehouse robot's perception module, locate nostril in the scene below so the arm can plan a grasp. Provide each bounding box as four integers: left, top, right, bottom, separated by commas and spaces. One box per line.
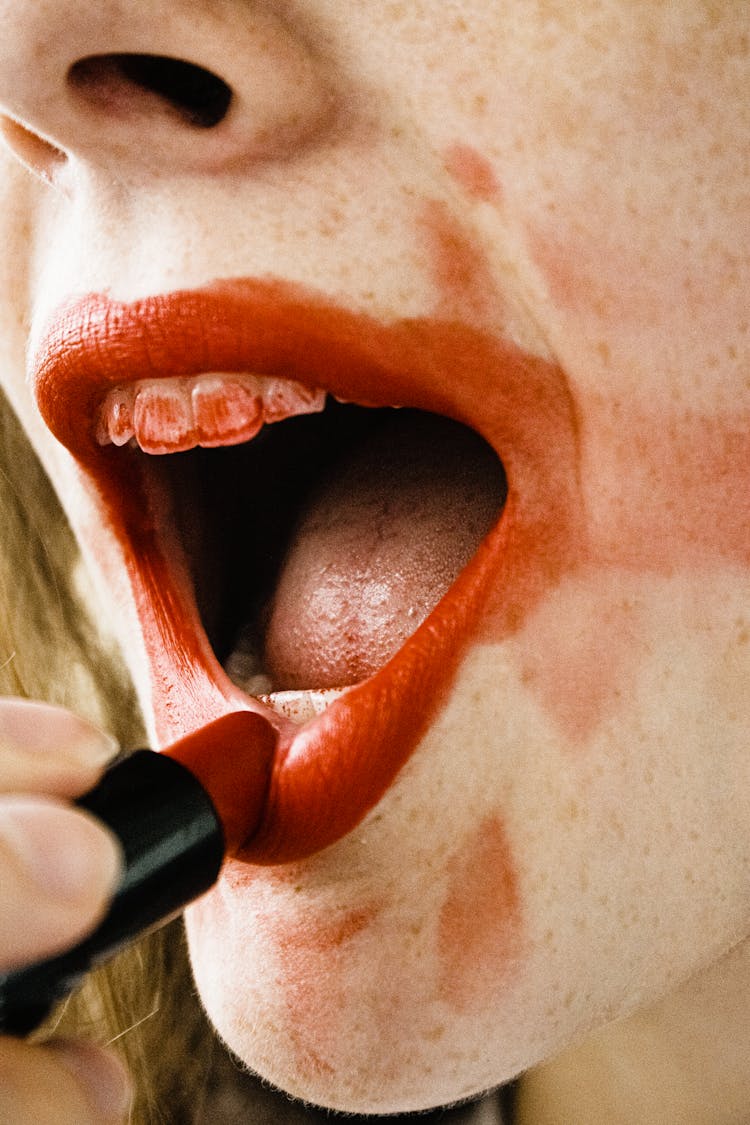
68, 54, 233, 129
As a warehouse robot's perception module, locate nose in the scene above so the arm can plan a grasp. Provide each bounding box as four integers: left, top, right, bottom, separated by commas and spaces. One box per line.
0, 0, 335, 182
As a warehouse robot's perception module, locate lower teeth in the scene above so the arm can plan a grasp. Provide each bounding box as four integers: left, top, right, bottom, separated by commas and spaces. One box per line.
257, 687, 349, 723
222, 622, 274, 696
222, 621, 349, 720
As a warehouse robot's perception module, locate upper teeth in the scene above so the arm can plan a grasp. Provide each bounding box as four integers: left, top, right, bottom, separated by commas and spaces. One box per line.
96, 372, 327, 454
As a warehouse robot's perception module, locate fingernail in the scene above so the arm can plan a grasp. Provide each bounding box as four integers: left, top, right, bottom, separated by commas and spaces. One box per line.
0, 799, 122, 903
51, 1040, 132, 1122
0, 698, 118, 766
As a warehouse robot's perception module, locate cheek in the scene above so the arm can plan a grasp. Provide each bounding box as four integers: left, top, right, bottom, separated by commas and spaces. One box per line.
585, 406, 750, 572
529, 222, 662, 327
510, 569, 750, 754
524, 208, 750, 399
516, 590, 648, 745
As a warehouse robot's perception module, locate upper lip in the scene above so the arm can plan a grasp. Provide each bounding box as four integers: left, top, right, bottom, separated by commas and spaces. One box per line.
33, 280, 465, 460
30, 280, 581, 863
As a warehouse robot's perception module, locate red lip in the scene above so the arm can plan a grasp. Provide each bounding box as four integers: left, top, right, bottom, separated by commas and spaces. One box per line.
32, 279, 580, 864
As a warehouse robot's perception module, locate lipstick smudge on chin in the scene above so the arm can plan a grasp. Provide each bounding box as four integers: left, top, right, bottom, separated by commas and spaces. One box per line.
271, 902, 384, 1081
438, 815, 524, 1012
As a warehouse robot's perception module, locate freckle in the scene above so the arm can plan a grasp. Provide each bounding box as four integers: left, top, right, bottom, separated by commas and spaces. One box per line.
565, 799, 580, 821
609, 814, 626, 841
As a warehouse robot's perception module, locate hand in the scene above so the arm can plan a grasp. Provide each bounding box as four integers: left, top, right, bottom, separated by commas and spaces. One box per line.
0, 698, 131, 1123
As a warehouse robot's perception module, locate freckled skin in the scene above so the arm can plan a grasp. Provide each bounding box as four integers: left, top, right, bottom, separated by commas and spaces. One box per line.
0, 0, 749, 1117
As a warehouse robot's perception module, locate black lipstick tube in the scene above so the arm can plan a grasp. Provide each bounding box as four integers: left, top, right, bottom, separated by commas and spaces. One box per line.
0, 750, 225, 1036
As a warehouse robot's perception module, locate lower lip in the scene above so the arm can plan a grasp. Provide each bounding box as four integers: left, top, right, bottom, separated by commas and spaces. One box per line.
33, 282, 576, 864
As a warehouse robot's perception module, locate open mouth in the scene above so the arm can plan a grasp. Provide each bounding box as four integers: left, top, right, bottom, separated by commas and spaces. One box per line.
31, 281, 577, 863
113, 394, 507, 710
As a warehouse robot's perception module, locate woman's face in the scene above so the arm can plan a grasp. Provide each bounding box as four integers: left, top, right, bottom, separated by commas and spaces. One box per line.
0, 0, 749, 1113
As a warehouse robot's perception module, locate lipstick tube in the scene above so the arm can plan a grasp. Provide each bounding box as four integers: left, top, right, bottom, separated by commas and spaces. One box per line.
0, 711, 273, 1035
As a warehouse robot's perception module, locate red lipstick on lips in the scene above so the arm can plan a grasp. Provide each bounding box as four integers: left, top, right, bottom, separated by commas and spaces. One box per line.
32, 279, 580, 864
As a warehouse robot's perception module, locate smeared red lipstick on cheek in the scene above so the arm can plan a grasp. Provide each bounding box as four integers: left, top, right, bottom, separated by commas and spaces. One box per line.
439, 815, 524, 1013
443, 142, 505, 207
420, 197, 750, 748
419, 197, 502, 326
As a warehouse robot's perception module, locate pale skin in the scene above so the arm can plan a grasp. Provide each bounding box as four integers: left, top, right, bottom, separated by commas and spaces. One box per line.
0, 1, 748, 1122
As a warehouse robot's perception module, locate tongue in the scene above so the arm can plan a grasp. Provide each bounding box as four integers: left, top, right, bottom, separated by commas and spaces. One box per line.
263, 411, 505, 690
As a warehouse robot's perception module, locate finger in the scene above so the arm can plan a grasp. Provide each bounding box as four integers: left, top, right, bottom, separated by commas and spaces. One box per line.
0, 1036, 131, 1124
0, 797, 122, 970
0, 698, 118, 797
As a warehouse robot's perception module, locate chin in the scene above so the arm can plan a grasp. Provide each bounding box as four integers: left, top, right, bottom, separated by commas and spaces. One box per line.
181, 652, 546, 1116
